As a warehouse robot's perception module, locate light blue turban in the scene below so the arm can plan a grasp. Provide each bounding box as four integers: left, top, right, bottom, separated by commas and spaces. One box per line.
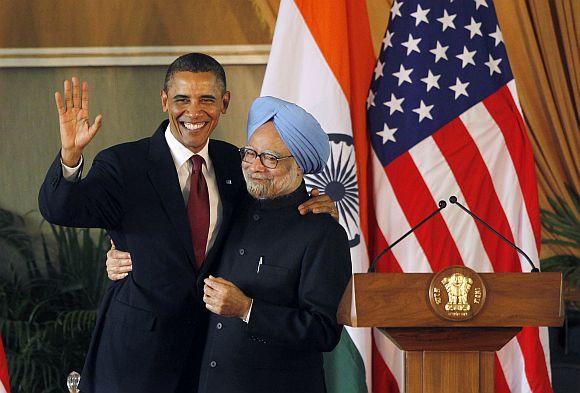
247, 96, 330, 175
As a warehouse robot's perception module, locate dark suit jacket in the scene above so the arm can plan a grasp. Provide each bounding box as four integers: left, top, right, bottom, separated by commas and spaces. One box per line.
39, 120, 245, 393
197, 186, 352, 393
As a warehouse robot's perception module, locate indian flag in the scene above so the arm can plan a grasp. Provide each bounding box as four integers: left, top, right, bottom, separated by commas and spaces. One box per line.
259, 0, 400, 391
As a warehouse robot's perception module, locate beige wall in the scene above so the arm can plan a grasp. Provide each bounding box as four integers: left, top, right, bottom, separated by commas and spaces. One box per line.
0, 0, 276, 216
0, 0, 388, 49
0, 65, 266, 216
0, 0, 272, 47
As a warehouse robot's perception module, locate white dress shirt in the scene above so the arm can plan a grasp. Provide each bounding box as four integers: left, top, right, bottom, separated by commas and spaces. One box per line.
61, 125, 223, 255
164, 125, 223, 254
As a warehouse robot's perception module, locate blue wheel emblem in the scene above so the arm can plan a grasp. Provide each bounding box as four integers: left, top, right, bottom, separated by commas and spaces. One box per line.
305, 133, 361, 248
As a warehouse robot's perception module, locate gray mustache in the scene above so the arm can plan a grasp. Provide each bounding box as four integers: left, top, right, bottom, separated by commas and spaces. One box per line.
248, 175, 272, 180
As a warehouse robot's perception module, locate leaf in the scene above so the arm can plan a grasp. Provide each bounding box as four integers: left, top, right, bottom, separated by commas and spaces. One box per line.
540, 184, 579, 249
542, 239, 579, 247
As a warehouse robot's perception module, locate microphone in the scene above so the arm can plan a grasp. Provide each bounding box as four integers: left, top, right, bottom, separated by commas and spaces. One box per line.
368, 200, 447, 273
448, 196, 539, 272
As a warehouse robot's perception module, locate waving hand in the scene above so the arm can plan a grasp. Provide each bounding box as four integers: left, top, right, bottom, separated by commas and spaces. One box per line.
55, 77, 103, 166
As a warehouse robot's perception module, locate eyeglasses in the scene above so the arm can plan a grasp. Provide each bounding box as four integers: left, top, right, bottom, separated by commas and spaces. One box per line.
239, 147, 293, 169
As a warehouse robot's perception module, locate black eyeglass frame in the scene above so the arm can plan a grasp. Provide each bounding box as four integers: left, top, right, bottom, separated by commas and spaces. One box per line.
239, 147, 293, 169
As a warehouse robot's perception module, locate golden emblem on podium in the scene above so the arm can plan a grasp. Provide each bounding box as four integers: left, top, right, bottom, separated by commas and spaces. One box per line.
429, 265, 486, 321
443, 273, 472, 311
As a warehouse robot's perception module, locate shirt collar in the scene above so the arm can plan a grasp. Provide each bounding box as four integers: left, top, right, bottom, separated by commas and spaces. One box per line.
164, 124, 212, 170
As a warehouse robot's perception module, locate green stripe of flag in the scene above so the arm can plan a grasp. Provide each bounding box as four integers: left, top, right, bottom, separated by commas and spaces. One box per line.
324, 329, 368, 393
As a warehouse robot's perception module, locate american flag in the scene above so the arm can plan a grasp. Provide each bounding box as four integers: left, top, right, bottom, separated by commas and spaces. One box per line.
367, 0, 551, 392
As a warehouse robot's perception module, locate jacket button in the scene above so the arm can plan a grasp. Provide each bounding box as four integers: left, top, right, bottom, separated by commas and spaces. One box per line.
216, 322, 223, 330
238, 248, 245, 256
253, 214, 260, 221
210, 361, 217, 368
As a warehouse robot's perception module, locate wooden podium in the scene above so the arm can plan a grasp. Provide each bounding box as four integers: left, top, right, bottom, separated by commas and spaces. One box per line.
337, 267, 564, 393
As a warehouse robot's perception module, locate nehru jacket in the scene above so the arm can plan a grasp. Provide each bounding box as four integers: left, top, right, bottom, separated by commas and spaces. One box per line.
198, 184, 352, 393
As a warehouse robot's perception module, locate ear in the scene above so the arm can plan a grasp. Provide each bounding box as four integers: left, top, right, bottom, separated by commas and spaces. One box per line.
160, 89, 168, 112
221, 91, 231, 114
295, 163, 303, 178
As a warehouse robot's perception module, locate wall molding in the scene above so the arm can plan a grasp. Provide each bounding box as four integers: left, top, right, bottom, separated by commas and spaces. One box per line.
0, 45, 271, 67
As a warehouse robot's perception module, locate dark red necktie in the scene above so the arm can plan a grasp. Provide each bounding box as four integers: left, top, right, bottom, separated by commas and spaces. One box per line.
187, 155, 209, 269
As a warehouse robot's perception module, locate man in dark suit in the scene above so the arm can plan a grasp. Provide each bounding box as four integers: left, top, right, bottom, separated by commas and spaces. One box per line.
39, 54, 336, 393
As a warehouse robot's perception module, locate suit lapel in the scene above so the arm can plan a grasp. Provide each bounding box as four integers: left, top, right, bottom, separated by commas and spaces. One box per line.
146, 122, 197, 272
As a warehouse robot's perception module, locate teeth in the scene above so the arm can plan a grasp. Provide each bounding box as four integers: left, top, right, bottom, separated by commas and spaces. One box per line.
183, 122, 204, 131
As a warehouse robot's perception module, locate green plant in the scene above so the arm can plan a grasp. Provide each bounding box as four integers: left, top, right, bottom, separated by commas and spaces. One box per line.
0, 208, 39, 278
540, 185, 580, 307
0, 207, 109, 393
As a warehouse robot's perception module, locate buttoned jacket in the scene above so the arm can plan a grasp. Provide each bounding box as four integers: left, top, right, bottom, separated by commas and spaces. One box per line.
198, 185, 351, 393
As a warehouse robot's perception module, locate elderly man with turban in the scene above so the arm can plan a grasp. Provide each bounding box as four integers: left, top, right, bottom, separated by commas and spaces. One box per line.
197, 96, 352, 393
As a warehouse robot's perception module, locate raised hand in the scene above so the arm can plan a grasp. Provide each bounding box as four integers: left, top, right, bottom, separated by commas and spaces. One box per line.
54, 77, 103, 166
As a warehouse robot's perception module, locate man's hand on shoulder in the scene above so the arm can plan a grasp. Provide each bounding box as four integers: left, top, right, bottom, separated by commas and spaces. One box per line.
298, 187, 338, 221
55, 77, 103, 166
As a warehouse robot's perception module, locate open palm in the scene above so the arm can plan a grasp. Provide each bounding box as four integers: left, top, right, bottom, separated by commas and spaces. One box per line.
55, 77, 102, 166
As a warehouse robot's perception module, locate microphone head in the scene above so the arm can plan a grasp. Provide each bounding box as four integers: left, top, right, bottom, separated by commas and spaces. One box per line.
438, 200, 447, 208
449, 196, 458, 204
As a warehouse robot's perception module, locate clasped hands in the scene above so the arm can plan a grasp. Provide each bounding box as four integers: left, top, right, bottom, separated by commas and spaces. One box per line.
106, 245, 251, 320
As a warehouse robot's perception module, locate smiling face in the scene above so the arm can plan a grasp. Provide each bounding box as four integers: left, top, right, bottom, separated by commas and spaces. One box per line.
161, 71, 230, 153
242, 121, 303, 200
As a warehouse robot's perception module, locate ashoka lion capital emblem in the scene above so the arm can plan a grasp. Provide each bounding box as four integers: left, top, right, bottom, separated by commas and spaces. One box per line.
429, 266, 486, 321
442, 273, 473, 312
